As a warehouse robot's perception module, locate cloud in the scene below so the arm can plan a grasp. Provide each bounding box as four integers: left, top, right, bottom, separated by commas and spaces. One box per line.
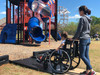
69, 14, 81, 19
77, 6, 80, 9
0, 11, 6, 15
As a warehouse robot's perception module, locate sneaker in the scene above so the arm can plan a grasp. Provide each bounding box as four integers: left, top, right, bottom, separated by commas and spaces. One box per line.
88, 71, 96, 75
80, 71, 88, 75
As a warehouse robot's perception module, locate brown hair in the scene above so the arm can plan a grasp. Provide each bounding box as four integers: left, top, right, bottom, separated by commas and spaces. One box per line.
61, 31, 68, 38
79, 5, 91, 15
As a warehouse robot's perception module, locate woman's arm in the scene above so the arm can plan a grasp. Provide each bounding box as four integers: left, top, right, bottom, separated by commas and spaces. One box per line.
73, 18, 84, 40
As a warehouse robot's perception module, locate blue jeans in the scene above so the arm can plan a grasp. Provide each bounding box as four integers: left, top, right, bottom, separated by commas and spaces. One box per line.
79, 38, 92, 70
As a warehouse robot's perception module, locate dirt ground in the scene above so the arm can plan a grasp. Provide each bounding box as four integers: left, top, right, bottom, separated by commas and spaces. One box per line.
0, 40, 100, 75
0, 41, 60, 60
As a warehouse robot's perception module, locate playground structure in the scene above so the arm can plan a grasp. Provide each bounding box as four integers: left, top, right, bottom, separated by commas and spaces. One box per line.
0, 0, 61, 44
0, 0, 81, 74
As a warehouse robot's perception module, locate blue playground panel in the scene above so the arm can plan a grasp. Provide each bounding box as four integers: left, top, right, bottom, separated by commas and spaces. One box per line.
0, 24, 17, 43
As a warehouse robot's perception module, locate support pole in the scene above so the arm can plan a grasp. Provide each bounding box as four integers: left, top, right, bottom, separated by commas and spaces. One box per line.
6, 0, 8, 24
13, 4, 15, 24
49, 17, 51, 44
44, 22, 47, 42
18, 2, 20, 44
23, 0, 26, 44
10, 2, 11, 24
55, 0, 58, 41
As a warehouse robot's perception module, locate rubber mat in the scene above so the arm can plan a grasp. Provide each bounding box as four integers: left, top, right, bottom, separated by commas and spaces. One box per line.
9, 57, 53, 74
0, 55, 9, 66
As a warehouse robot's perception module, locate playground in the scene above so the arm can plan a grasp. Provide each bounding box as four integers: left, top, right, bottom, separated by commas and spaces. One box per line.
0, 0, 100, 75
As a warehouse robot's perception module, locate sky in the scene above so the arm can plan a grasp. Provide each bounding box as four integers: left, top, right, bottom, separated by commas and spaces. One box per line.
0, 0, 6, 19
0, 0, 100, 23
58, 0, 100, 22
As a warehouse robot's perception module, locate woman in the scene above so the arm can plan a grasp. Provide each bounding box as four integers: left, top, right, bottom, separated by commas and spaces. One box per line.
70, 6, 96, 75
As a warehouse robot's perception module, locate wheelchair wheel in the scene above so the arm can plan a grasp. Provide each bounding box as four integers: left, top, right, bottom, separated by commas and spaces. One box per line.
70, 42, 80, 70
70, 55, 80, 70
49, 50, 71, 74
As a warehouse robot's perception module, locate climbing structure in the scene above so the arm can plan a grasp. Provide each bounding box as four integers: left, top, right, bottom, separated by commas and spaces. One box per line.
0, 0, 60, 44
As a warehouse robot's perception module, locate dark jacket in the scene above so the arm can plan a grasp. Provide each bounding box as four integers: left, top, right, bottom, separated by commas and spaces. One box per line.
73, 15, 92, 39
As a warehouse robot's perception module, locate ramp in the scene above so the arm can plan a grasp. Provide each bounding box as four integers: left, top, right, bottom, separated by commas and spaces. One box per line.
9, 57, 53, 74
0, 55, 9, 66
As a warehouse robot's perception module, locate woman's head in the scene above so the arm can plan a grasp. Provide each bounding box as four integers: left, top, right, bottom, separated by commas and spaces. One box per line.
79, 5, 91, 16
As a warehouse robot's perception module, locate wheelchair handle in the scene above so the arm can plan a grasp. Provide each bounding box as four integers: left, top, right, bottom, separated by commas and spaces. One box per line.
70, 40, 75, 45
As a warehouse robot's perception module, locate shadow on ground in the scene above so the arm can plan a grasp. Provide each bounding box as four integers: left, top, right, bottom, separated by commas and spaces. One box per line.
56, 72, 79, 75
19, 44, 40, 47
67, 72, 79, 75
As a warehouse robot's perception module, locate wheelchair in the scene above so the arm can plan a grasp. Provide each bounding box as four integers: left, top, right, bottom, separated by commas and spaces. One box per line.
35, 39, 80, 74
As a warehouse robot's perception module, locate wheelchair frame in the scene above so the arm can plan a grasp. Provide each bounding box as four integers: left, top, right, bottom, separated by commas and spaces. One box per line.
33, 39, 80, 74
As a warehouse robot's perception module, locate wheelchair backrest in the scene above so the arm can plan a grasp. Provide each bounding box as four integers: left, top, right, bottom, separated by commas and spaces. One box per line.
63, 39, 79, 50
63, 39, 79, 57
63, 39, 72, 50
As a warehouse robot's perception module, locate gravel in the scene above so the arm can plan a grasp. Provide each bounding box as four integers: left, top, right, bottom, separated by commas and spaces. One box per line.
0, 41, 60, 60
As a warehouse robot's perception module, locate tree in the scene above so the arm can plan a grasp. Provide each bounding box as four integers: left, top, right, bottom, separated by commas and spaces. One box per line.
91, 24, 100, 36
58, 16, 100, 37
91, 16, 100, 25
58, 22, 78, 35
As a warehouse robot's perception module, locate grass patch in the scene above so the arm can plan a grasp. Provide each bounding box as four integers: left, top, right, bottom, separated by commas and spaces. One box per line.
0, 64, 50, 75
78, 40, 100, 72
